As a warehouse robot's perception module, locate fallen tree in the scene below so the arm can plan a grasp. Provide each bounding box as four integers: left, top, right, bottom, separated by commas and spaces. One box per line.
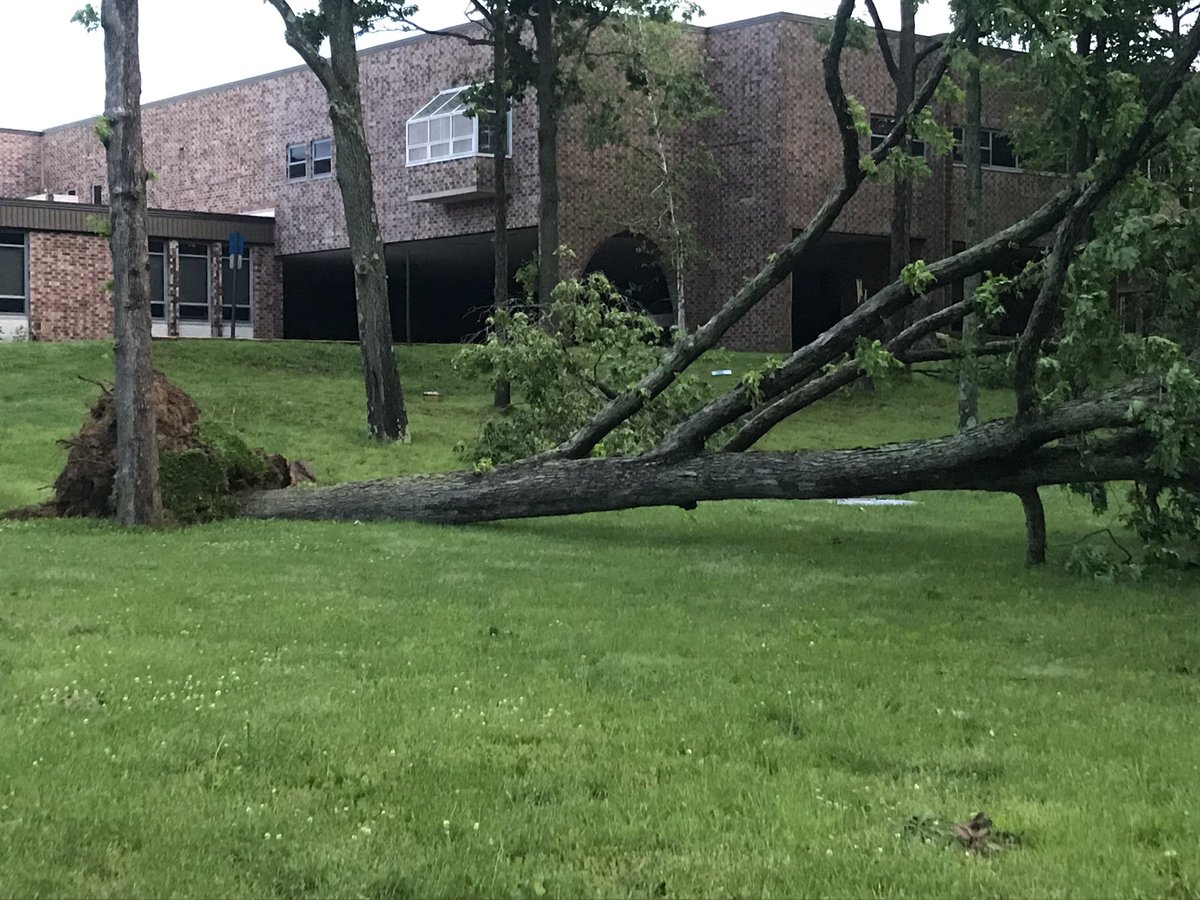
236, 0, 1200, 567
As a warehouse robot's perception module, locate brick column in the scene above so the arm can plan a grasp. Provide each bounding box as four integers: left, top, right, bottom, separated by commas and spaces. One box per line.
210, 241, 224, 337
166, 240, 180, 338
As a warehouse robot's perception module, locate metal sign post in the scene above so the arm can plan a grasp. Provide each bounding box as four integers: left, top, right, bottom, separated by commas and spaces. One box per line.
227, 231, 244, 339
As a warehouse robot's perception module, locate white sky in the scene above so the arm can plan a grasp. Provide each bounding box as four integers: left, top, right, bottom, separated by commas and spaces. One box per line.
0, 0, 951, 132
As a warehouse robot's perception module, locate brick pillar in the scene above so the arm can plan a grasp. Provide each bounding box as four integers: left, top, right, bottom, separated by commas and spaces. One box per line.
210, 242, 224, 337
253, 248, 284, 339
167, 240, 180, 338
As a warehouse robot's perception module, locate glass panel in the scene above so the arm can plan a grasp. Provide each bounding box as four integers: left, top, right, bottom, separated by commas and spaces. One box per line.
452, 138, 474, 155
409, 146, 428, 163
149, 250, 165, 319
0, 231, 23, 246
312, 139, 332, 159
991, 133, 1019, 169
452, 114, 473, 138
429, 117, 452, 141
479, 121, 497, 154
313, 157, 332, 177
179, 255, 208, 321
412, 96, 446, 118
222, 252, 253, 323
430, 142, 451, 159
428, 89, 465, 115
0, 244, 23, 298
287, 144, 307, 180
407, 120, 428, 144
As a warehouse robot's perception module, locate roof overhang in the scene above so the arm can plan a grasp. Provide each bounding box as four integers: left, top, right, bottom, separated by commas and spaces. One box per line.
0, 198, 275, 245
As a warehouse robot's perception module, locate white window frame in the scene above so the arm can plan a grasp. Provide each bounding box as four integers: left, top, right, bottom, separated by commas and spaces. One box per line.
287, 143, 309, 182
177, 242, 211, 323
405, 85, 513, 167
311, 138, 333, 179
0, 231, 28, 317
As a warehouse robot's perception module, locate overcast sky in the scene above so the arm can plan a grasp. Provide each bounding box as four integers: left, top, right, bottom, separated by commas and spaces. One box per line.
0, 0, 952, 132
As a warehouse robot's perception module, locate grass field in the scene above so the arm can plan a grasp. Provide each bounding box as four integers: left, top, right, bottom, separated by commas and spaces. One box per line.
1, 340, 1198, 898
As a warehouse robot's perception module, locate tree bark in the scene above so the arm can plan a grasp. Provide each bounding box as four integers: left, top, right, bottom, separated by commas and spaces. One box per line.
264, 0, 409, 442
239, 407, 1175, 526
532, 0, 561, 306
102, 0, 162, 527
888, 0, 917, 295
1018, 487, 1047, 566
492, 0, 512, 410
957, 12, 984, 432
325, 0, 409, 441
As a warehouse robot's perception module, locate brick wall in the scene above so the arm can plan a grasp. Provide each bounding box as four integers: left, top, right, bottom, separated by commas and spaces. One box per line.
28, 232, 113, 341
253, 248, 284, 339
40, 31, 544, 256
25, 15, 1063, 351
0, 130, 43, 199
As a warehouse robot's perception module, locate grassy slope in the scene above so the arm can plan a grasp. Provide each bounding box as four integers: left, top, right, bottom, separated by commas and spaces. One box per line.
0, 341, 1197, 899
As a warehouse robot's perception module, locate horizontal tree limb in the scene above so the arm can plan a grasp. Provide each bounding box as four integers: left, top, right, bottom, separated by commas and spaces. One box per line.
239, 389, 1176, 526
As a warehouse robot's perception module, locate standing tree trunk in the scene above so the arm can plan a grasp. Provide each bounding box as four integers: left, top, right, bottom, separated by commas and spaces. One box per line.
492, 0, 512, 409
888, 0, 917, 294
532, 0, 561, 306
102, 0, 162, 526
265, 0, 409, 442
957, 12, 984, 431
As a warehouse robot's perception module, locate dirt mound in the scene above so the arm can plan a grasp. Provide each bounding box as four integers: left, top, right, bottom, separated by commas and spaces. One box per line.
53, 372, 201, 518
43, 371, 301, 522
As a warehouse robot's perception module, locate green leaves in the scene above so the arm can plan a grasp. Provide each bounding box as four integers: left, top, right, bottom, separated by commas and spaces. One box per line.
71, 4, 99, 32
454, 272, 709, 464
900, 260, 936, 296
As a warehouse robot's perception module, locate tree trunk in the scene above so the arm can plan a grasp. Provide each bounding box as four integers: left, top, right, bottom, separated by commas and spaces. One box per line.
325, 0, 409, 442
492, 0, 512, 410
102, 0, 162, 527
1018, 487, 1047, 566
240, 430, 1165, 526
888, 0, 917, 292
533, 0, 560, 306
240, 390, 1173, 524
957, 13, 984, 432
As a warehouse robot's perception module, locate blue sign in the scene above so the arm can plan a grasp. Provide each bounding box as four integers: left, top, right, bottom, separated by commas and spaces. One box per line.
227, 232, 245, 257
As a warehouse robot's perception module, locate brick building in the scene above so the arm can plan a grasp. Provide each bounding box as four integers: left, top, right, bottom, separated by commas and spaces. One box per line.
0, 12, 1055, 349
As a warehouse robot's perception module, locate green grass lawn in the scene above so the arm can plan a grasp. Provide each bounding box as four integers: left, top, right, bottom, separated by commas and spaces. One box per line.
1, 340, 1197, 898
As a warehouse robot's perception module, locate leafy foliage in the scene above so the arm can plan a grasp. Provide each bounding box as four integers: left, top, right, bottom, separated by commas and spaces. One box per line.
454, 273, 709, 464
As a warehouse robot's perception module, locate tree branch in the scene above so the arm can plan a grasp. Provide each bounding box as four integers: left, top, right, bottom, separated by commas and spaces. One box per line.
547, 3, 958, 463
262, 0, 335, 89
864, 0, 899, 81
239, 392, 1191, 526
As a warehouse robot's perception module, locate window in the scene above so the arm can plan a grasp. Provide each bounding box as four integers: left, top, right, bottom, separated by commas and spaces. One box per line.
406, 86, 513, 166
287, 143, 308, 181
178, 242, 209, 321
67, 188, 77, 197
91, 185, 103, 205
953, 127, 1021, 170
221, 248, 253, 325
870, 114, 925, 157
311, 139, 333, 178
149, 240, 167, 320
0, 231, 27, 315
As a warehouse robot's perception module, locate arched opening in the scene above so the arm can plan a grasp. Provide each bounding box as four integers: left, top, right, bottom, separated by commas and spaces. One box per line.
583, 232, 673, 328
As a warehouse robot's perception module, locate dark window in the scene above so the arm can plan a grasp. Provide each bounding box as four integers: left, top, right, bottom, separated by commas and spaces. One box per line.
178, 243, 209, 321
870, 114, 925, 157
67, 188, 77, 197
0, 231, 26, 315
990, 132, 1019, 170
221, 249, 253, 324
287, 143, 308, 181
91, 185, 103, 205
149, 240, 166, 320
311, 139, 332, 178
953, 127, 1018, 170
